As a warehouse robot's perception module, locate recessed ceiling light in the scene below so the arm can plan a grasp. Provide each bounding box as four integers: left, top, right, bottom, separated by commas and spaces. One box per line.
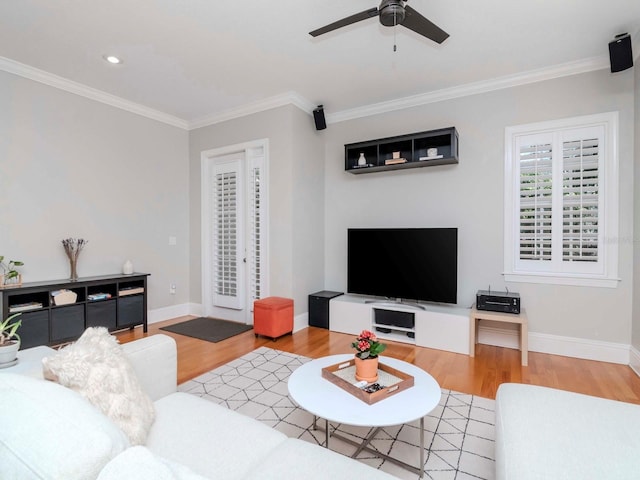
103, 55, 123, 65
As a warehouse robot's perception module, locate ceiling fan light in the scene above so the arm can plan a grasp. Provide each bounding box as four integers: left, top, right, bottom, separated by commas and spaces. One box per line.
379, 0, 405, 26
103, 55, 123, 65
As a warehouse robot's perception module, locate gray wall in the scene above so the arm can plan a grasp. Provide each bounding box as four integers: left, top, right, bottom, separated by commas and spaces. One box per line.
324, 68, 635, 344
4, 61, 637, 350
633, 62, 640, 351
291, 108, 326, 308
0, 71, 190, 311
188, 105, 324, 315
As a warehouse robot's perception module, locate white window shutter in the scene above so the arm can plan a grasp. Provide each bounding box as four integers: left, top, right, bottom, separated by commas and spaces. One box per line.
247, 148, 266, 303
212, 160, 244, 309
518, 141, 553, 261
561, 135, 599, 263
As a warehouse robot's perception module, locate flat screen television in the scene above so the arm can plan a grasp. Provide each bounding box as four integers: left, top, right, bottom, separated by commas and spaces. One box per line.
347, 228, 458, 304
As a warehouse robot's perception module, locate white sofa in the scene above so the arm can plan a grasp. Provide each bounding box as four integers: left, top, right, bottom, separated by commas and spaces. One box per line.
495, 383, 640, 479
0, 334, 397, 480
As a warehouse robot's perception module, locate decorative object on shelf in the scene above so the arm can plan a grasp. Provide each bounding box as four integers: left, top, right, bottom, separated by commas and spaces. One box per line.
51, 289, 77, 306
358, 152, 367, 166
119, 286, 144, 296
386, 150, 407, 165
385, 157, 407, 165
419, 146, 444, 161
8, 302, 42, 313
351, 329, 386, 383
88, 292, 112, 301
61, 238, 88, 281
0, 256, 24, 288
0, 312, 21, 368
122, 260, 134, 275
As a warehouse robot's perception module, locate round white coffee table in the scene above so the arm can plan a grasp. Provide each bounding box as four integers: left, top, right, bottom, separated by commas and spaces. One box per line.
288, 354, 441, 477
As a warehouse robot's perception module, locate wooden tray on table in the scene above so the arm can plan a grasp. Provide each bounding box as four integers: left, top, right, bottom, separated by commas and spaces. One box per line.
321, 358, 414, 405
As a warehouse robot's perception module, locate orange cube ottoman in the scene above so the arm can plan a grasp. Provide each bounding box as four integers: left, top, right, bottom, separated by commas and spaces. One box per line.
253, 296, 294, 341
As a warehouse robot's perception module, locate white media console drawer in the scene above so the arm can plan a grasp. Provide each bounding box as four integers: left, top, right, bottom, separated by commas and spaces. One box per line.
329, 294, 470, 355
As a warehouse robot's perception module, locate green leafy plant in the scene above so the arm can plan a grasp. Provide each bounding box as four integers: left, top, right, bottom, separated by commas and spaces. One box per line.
0, 312, 21, 346
352, 329, 387, 359
0, 256, 24, 282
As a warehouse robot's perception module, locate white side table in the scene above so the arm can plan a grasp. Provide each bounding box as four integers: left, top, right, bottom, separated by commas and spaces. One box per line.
469, 304, 528, 366
288, 354, 441, 478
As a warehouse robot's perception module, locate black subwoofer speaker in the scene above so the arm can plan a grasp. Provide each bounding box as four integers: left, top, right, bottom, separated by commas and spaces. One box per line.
308, 291, 343, 329
609, 33, 633, 73
313, 105, 327, 130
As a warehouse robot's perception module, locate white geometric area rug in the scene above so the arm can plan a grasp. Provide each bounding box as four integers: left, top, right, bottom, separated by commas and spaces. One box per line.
179, 347, 495, 480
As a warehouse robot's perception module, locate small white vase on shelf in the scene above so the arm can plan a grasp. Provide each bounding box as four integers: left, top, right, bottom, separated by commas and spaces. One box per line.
122, 260, 134, 275
358, 153, 367, 166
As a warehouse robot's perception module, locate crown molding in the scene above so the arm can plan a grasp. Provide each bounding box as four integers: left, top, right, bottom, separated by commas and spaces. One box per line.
1, 49, 627, 131
327, 55, 610, 124
0, 56, 189, 129
187, 91, 316, 130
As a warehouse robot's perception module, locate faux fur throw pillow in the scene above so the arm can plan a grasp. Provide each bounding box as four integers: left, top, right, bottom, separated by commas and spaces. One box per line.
42, 327, 155, 445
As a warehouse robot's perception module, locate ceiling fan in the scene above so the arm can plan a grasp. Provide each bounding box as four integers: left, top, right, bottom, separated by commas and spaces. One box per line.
309, 0, 449, 44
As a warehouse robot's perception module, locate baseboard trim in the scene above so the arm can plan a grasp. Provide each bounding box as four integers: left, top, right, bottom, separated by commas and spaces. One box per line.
294, 312, 308, 333
187, 303, 204, 318
148, 303, 201, 324
151, 304, 632, 365
478, 324, 630, 365
630, 346, 640, 377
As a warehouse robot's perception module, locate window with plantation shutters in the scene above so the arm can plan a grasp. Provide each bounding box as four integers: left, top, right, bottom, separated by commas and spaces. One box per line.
504, 112, 619, 288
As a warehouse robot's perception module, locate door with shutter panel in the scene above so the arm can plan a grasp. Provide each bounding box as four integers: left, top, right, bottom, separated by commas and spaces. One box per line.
211, 156, 245, 310
202, 144, 268, 323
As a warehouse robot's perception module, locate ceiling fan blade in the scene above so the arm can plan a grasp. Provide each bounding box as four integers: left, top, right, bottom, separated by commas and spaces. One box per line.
402, 5, 449, 44
309, 7, 379, 37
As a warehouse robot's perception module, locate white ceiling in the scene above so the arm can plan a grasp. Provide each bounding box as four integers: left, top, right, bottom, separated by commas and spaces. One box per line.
1, 0, 639, 129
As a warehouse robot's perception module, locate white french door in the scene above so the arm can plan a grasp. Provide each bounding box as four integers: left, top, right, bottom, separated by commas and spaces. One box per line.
201, 140, 269, 323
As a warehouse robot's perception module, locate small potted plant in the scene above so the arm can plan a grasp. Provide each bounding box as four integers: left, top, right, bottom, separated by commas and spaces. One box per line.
0, 312, 22, 367
352, 329, 386, 383
0, 256, 24, 288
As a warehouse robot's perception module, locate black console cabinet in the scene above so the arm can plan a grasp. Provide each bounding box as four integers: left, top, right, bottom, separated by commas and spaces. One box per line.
345, 127, 458, 174
309, 291, 343, 329
0, 273, 149, 349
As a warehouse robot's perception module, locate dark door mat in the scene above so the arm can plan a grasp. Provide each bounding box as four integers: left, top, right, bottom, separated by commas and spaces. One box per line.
160, 317, 253, 343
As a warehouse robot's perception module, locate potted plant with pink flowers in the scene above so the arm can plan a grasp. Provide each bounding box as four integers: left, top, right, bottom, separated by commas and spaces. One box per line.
351, 330, 386, 382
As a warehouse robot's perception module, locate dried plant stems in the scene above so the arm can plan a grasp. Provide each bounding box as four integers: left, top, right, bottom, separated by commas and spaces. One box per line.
62, 238, 88, 280
61, 238, 88, 262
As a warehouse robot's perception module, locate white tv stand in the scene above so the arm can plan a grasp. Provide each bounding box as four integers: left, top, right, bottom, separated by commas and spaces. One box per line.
329, 294, 470, 355
364, 299, 426, 310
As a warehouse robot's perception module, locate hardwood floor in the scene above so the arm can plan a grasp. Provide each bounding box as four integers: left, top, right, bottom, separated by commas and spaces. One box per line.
115, 316, 640, 404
